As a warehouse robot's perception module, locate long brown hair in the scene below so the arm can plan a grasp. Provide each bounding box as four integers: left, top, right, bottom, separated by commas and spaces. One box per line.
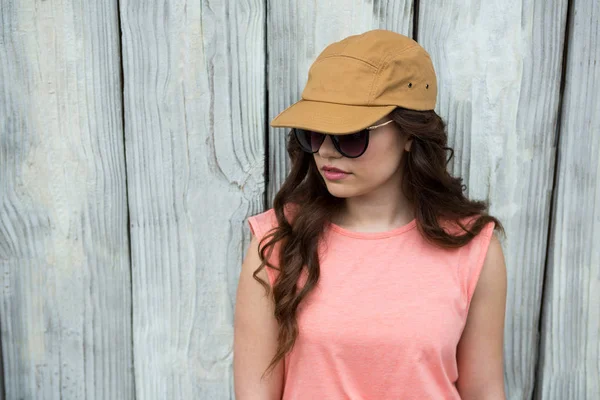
253, 106, 505, 378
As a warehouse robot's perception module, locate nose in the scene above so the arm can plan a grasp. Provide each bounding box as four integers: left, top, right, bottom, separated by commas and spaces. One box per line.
317, 135, 342, 158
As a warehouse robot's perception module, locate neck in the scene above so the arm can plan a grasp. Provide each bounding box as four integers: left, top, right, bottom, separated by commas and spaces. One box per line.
334, 177, 415, 233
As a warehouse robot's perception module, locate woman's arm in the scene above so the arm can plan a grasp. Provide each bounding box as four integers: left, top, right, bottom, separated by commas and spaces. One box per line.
234, 234, 284, 400
456, 233, 508, 400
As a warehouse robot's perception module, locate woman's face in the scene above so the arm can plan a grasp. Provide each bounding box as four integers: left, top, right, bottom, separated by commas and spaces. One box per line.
312, 117, 413, 199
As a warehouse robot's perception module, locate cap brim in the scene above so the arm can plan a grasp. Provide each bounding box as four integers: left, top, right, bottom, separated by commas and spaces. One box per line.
270, 100, 396, 135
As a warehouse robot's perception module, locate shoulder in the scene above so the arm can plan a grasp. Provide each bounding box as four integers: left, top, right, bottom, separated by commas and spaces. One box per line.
247, 203, 299, 240
249, 207, 277, 224
246, 206, 299, 288
453, 217, 500, 304
247, 208, 277, 240
440, 214, 495, 235
476, 232, 507, 295
456, 230, 507, 396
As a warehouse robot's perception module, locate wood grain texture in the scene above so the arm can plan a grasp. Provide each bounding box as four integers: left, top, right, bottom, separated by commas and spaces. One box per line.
536, 0, 600, 397
417, 1, 568, 398
0, 1, 133, 399
119, 0, 265, 398
267, 0, 414, 200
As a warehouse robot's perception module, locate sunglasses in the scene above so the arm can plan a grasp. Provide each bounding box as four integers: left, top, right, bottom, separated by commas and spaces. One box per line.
293, 120, 395, 158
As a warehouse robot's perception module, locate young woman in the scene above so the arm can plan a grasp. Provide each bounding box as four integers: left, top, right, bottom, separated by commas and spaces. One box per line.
234, 29, 507, 400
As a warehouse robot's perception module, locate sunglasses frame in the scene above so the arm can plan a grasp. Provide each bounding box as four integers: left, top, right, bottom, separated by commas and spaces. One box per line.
293, 119, 395, 158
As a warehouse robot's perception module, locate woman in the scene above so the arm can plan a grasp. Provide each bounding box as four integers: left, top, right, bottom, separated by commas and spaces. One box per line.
234, 29, 507, 399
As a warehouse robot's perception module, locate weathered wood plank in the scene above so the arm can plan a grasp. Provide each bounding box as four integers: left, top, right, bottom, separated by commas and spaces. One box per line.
536, 0, 600, 397
0, 1, 133, 399
267, 0, 414, 200
119, 0, 265, 398
418, 1, 568, 398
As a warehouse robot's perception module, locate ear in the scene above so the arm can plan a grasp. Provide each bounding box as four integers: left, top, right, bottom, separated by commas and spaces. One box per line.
404, 137, 413, 152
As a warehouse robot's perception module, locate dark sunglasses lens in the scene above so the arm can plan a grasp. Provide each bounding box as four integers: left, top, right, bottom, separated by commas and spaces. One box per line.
337, 131, 368, 157
295, 129, 324, 153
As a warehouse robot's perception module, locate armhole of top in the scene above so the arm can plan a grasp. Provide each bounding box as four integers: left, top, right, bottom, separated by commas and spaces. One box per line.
247, 212, 278, 288
466, 221, 496, 306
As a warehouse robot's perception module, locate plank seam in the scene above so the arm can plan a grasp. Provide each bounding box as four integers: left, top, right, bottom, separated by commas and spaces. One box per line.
531, 0, 574, 397
0, 303, 5, 400
115, 0, 137, 398
413, 0, 420, 41
264, 0, 270, 210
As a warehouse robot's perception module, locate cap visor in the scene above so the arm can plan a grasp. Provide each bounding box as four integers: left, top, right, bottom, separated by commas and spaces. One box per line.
270, 100, 396, 134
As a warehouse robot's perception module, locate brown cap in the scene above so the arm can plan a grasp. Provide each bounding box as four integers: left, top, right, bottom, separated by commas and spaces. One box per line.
271, 29, 437, 135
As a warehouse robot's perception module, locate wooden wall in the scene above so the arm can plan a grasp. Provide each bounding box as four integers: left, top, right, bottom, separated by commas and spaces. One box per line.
536, 0, 600, 396
0, 1, 133, 399
0, 0, 598, 399
119, 1, 265, 398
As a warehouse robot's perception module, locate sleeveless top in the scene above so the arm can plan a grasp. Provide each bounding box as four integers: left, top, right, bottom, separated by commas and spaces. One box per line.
247, 207, 495, 399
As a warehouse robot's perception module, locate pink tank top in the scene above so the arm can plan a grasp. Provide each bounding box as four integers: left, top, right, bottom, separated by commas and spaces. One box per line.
247, 207, 495, 399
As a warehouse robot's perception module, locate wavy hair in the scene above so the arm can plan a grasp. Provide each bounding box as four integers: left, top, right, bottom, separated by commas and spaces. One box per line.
252, 106, 505, 378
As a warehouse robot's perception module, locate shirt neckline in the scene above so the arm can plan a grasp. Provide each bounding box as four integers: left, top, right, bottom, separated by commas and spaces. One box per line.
327, 218, 418, 239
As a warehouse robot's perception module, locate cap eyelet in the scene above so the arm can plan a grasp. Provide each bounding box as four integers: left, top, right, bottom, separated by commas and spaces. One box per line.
408, 82, 413, 88
426, 84, 429, 89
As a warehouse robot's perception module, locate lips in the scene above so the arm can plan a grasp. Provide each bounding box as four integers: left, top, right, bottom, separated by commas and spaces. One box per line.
322, 165, 349, 174
321, 165, 351, 181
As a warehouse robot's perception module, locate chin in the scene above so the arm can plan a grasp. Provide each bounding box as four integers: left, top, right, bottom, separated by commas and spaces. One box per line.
323, 182, 362, 198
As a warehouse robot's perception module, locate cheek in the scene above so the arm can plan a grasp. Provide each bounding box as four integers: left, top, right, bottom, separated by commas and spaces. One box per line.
354, 138, 403, 180
353, 158, 400, 186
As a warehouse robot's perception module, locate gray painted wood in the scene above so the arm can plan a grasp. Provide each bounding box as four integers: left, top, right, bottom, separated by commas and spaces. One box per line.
2, 0, 599, 397
0, 1, 133, 399
418, 1, 569, 398
119, 0, 265, 398
267, 0, 414, 200
536, 0, 600, 397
